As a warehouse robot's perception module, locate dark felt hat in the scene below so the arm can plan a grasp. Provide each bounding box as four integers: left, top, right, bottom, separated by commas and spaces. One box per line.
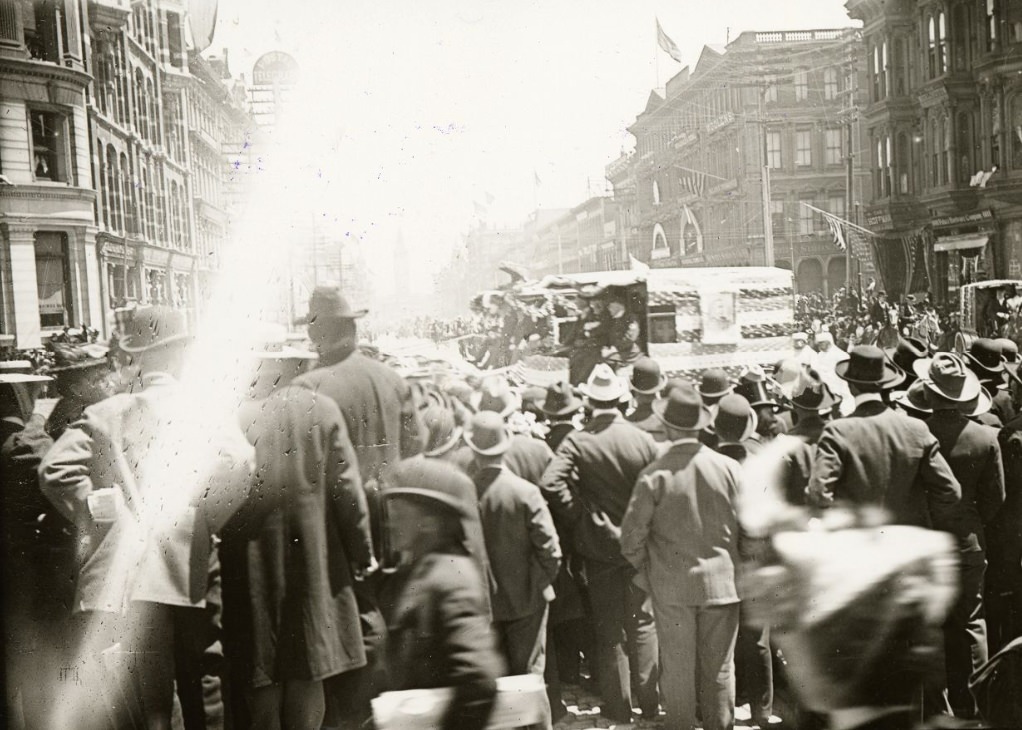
714, 394, 758, 444
654, 382, 712, 431
382, 458, 475, 517
698, 368, 734, 400
914, 353, 982, 403
297, 286, 368, 325
541, 381, 583, 417
630, 357, 667, 395
888, 337, 929, 376
966, 338, 1006, 376
835, 345, 906, 388
790, 368, 841, 412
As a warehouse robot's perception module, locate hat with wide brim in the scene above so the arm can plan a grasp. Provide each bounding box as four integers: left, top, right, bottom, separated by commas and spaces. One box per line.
961, 390, 993, 418
48, 342, 111, 373
698, 368, 734, 399
966, 339, 1006, 376
835, 346, 906, 388
580, 363, 627, 402
541, 381, 584, 417
464, 411, 512, 456
630, 357, 668, 395
713, 394, 759, 444
423, 426, 463, 457
382, 459, 475, 517
892, 381, 933, 415
295, 286, 368, 325
913, 354, 982, 403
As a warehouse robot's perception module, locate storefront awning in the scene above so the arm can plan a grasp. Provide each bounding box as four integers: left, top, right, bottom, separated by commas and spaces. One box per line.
934, 234, 989, 253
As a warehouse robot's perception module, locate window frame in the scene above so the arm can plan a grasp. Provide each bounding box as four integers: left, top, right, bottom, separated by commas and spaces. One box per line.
28, 107, 71, 184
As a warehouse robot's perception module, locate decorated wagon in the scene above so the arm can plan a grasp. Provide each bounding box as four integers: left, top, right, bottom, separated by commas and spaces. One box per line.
470, 267, 796, 386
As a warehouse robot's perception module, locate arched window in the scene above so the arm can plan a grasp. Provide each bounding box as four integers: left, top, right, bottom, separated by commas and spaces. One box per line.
651, 222, 670, 260
97, 141, 109, 229
652, 179, 661, 205
146, 78, 157, 142
928, 16, 939, 77
155, 163, 167, 242
958, 111, 973, 182
134, 69, 146, 139
169, 181, 179, 246
141, 164, 152, 241
897, 132, 911, 194
931, 118, 940, 186
797, 258, 824, 293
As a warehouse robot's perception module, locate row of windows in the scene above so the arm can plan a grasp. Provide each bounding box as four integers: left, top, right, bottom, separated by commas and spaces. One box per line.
870, 97, 1022, 198
634, 64, 848, 157
96, 142, 190, 252
764, 127, 846, 169
867, 2, 1022, 102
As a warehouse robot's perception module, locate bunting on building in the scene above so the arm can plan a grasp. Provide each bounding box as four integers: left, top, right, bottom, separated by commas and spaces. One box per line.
679, 167, 707, 198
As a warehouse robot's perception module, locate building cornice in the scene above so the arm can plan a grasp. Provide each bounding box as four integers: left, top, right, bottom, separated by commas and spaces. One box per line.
0, 57, 92, 99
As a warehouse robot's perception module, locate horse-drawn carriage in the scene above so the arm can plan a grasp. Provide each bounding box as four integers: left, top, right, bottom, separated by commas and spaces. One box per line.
953, 279, 1022, 353
465, 267, 796, 386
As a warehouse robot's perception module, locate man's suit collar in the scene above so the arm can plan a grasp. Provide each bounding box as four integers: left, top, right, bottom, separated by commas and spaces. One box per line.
317, 342, 358, 368
851, 399, 888, 418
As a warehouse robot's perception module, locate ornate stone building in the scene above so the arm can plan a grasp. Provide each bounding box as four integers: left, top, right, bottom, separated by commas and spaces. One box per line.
847, 0, 1022, 303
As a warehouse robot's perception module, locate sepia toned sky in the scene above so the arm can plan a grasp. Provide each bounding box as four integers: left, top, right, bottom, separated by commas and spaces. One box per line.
212, 0, 859, 297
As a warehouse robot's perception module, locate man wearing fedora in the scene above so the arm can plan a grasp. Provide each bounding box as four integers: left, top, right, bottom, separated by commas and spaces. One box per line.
808, 345, 963, 533
41, 305, 254, 729
626, 357, 668, 442
541, 363, 660, 722
915, 353, 1005, 719
468, 411, 562, 730
778, 368, 841, 506
540, 381, 582, 452
621, 384, 744, 730
293, 286, 424, 728
966, 338, 1016, 426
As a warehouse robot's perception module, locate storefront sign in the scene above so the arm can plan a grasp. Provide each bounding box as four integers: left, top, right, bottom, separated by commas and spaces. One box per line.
865, 211, 892, 228
931, 209, 994, 229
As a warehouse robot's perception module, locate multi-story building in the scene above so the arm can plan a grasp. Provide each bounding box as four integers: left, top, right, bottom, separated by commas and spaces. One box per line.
0, 0, 253, 349
0, 0, 100, 348
608, 28, 872, 296
846, 0, 1022, 305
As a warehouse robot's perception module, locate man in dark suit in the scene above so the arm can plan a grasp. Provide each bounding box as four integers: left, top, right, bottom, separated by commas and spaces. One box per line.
808, 345, 963, 534
469, 412, 561, 730
293, 287, 425, 729
540, 381, 582, 452
622, 384, 743, 730
914, 353, 1005, 719
712, 394, 775, 728
990, 414, 1022, 653
779, 368, 841, 506
966, 338, 1016, 426
540, 364, 660, 722
626, 357, 668, 442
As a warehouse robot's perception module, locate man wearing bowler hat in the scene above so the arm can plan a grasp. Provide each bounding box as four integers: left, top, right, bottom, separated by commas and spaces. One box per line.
698, 368, 735, 449
621, 384, 744, 730
540, 363, 660, 722
468, 411, 561, 730
915, 353, 1005, 719
292, 286, 425, 729
626, 357, 668, 442
778, 368, 841, 506
808, 345, 963, 533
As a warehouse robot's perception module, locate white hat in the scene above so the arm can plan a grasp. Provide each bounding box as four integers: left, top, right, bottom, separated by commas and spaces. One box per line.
580, 363, 627, 402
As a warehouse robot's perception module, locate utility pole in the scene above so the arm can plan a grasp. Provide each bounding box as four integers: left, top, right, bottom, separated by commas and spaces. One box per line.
760, 86, 775, 266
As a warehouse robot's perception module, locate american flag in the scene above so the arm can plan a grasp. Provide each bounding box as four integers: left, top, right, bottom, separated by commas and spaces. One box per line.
680, 168, 707, 198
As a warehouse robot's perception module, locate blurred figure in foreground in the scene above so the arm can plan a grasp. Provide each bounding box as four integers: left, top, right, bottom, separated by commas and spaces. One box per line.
381, 459, 504, 730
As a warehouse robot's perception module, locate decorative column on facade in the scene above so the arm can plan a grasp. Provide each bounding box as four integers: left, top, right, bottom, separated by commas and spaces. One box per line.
3, 224, 43, 348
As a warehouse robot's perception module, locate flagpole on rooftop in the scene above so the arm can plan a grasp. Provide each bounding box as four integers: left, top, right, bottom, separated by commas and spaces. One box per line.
654, 18, 660, 90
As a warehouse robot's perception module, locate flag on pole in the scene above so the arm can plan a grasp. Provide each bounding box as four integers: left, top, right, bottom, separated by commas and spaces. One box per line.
656, 18, 684, 63
802, 202, 852, 251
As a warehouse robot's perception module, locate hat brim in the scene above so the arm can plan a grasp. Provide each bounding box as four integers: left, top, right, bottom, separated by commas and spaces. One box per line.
383, 487, 469, 516
48, 358, 110, 373
791, 391, 840, 413
961, 390, 993, 418
423, 427, 464, 458
653, 398, 713, 431
714, 409, 759, 444
965, 352, 1005, 375
834, 359, 906, 389
294, 309, 369, 326
698, 384, 734, 399
464, 430, 512, 456
631, 373, 668, 396
892, 388, 933, 414
580, 383, 627, 402
541, 399, 583, 417
119, 332, 194, 354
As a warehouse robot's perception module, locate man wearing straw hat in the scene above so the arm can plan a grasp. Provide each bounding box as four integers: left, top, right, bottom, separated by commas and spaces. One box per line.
40, 305, 254, 729
540, 363, 660, 723
915, 352, 1005, 720
808, 345, 963, 533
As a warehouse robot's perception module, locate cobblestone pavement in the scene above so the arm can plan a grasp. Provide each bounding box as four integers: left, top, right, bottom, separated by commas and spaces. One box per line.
553, 682, 782, 730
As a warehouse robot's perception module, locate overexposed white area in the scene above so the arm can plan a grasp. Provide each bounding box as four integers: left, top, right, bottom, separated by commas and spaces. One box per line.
213, 0, 859, 298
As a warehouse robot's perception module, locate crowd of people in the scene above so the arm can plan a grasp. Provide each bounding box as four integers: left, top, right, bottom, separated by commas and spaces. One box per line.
2, 283, 1022, 730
